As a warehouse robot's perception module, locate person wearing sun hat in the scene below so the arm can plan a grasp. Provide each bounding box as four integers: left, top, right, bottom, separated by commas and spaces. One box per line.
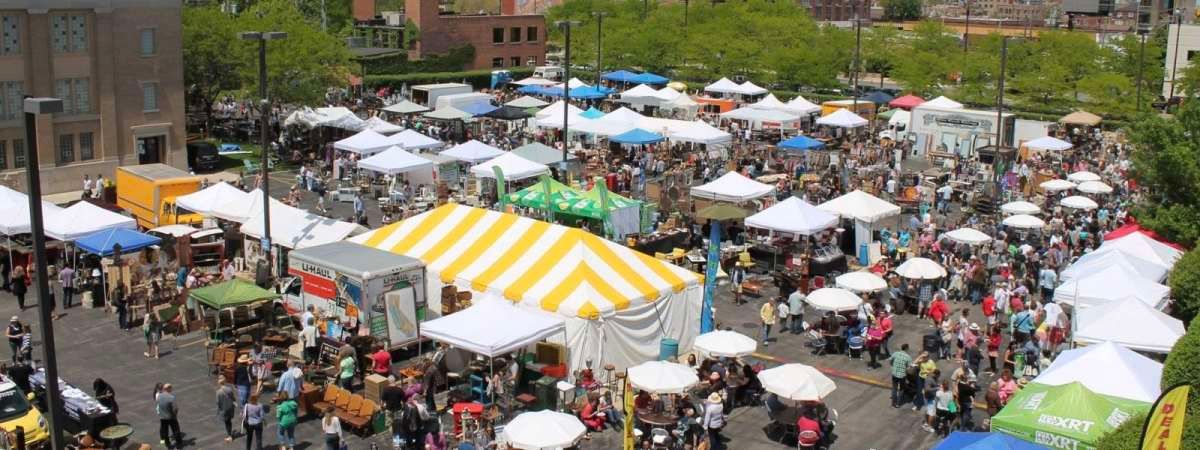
701, 391, 726, 450
234, 354, 253, 409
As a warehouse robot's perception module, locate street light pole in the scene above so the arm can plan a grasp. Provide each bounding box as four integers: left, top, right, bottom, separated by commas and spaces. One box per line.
1137, 29, 1148, 112
852, 4, 862, 111
240, 31, 287, 278
1168, 11, 1183, 110
592, 12, 608, 88
997, 37, 1008, 148
23, 97, 66, 450
556, 20, 580, 167
964, 0, 971, 53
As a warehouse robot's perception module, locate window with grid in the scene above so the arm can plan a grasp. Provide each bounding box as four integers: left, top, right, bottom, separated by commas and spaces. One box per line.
139, 28, 155, 56
51, 14, 87, 53
70, 15, 87, 52
0, 141, 7, 170
55, 79, 72, 114
74, 78, 89, 113
1, 15, 18, 55
510, 27, 521, 42
58, 134, 73, 164
492, 28, 504, 44
79, 132, 93, 160
142, 82, 158, 111
492, 57, 503, 68
12, 139, 23, 168
511, 57, 520, 67
0, 81, 21, 121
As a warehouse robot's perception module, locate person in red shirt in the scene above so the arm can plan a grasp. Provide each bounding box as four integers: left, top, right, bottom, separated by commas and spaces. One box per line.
981, 294, 996, 326
371, 345, 392, 377
986, 325, 1003, 375
928, 295, 949, 327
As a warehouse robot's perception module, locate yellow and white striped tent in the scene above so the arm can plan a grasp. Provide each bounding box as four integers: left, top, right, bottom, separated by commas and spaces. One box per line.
350, 203, 704, 370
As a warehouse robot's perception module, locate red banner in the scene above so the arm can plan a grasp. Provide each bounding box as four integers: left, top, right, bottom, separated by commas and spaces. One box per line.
287, 268, 336, 299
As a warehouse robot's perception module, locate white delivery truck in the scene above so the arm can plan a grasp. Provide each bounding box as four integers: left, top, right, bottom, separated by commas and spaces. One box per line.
411, 83, 473, 108
280, 241, 427, 349
435, 92, 495, 111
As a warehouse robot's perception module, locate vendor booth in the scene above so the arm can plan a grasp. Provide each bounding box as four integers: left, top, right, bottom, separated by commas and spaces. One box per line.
190, 279, 279, 342
1031, 341, 1163, 403
817, 190, 900, 264
175, 182, 252, 218
44, 201, 137, 242
991, 382, 1147, 450
1073, 300, 1184, 354
350, 203, 702, 372
470, 152, 551, 181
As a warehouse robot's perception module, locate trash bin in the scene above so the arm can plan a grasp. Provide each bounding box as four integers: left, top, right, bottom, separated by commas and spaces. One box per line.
659, 338, 679, 361
858, 243, 869, 266
535, 376, 559, 411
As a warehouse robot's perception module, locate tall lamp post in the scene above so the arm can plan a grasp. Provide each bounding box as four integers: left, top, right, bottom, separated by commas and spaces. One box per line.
1136, 24, 1149, 112
23, 97, 66, 450
851, 2, 862, 111
1167, 10, 1184, 111
239, 31, 286, 278
592, 12, 608, 88
964, 0, 971, 52
556, 20, 581, 169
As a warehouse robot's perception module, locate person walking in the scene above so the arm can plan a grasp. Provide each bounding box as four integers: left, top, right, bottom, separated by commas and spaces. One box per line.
933, 380, 957, 436
276, 360, 302, 401
338, 348, 356, 390
241, 393, 265, 450
276, 396, 298, 450
299, 318, 318, 365
759, 299, 777, 347
701, 392, 725, 450
11, 265, 26, 310
216, 376, 237, 442
157, 384, 182, 449
234, 355, 253, 408
58, 265, 74, 309
322, 407, 343, 450
787, 288, 806, 334
888, 343, 912, 408
5, 317, 21, 363
113, 284, 129, 331
143, 313, 161, 359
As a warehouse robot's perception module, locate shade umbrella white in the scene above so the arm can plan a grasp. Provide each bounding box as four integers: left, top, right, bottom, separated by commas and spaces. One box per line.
1039, 179, 1077, 192
757, 364, 837, 401
805, 288, 863, 311
1060, 195, 1099, 210
835, 271, 888, 293
894, 257, 947, 280
501, 410, 586, 450
1074, 299, 1184, 353
693, 330, 757, 358
1000, 201, 1041, 215
1067, 171, 1101, 183
744, 197, 837, 236
943, 228, 992, 246
1002, 214, 1046, 230
1076, 180, 1113, 194
626, 361, 699, 394
1023, 136, 1073, 151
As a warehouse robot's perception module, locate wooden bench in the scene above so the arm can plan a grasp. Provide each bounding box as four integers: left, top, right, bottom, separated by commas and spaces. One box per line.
339, 397, 377, 435
312, 385, 345, 413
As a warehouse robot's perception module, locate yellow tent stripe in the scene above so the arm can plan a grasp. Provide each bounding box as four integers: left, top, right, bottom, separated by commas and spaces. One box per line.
635, 252, 690, 292
389, 204, 459, 257
504, 229, 580, 301
360, 222, 401, 248
582, 237, 660, 301
472, 220, 551, 292
539, 264, 629, 317
440, 213, 519, 283
540, 266, 585, 314
419, 207, 488, 264
581, 264, 631, 311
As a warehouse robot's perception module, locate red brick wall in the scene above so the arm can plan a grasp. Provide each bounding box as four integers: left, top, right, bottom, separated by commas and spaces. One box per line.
354, 0, 376, 20
406, 0, 547, 70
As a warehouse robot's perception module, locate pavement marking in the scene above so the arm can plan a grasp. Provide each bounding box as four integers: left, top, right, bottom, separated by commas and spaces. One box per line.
178, 337, 208, 348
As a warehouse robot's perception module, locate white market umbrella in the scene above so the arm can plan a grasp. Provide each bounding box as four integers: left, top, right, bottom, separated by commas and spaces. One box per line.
757, 364, 837, 401
693, 330, 758, 358
502, 410, 586, 450
835, 271, 888, 293
943, 228, 992, 246
1000, 200, 1041, 215
1060, 195, 1099, 210
1023, 136, 1073, 151
805, 288, 863, 311
1077, 181, 1113, 194
1067, 171, 1101, 183
627, 361, 699, 394
1039, 179, 1076, 192
895, 257, 947, 279
1002, 214, 1046, 230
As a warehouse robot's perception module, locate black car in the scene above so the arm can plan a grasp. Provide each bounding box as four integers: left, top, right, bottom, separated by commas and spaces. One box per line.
186, 141, 220, 172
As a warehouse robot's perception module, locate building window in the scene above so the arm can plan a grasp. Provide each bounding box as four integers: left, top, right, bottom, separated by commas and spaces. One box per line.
74, 78, 89, 113
140, 28, 156, 56
491, 57, 504, 68
527, 26, 537, 42
79, 132, 94, 161
12, 139, 23, 169
58, 134, 74, 164
142, 82, 158, 112
54, 78, 90, 115
510, 27, 521, 42
511, 56, 521, 67
1, 15, 18, 55
0, 141, 7, 170
527, 56, 537, 66
492, 28, 504, 44
0, 81, 21, 121
51, 14, 88, 53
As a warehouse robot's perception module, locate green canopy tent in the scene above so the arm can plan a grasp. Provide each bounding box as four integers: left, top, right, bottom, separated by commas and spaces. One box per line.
560, 185, 643, 220
991, 382, 1149, 450
190, 279, 281, 339
506, 176, 586, 213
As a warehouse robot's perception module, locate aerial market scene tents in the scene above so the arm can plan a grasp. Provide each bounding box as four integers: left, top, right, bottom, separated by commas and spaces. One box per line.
76, 228, 162, 257
350, 203, 702, 371
991, 382, 1149, 450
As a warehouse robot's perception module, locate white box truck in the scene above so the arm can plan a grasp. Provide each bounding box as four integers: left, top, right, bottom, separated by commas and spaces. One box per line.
411, 83, 473, 108
280, 241, 427, 349
435, 92, 495, 111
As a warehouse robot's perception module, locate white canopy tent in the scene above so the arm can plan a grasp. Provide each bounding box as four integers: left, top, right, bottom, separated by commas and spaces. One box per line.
469, 152, 551, 181
720, 107, 800, 128
887, 110, 911, 128
535, 100, 585, 119
816, 109, 868, 128
420, 296, 565, 357
534, 111, 592, 129
505, 95, 550, 109
333, 129, 397, 155
818, 190, 900, 223
357, 146, 437, 175
390, 129, 444, 150
284, 106, 364, 130
1032, 341, 1163, 403
240, 203, 364, 249
665, 120, 732, 145
440, 140, 505, 164
744, 197, 837, 236
1060, 247, 1169, 283
1023, 136, 1073, 151
704, 77, 742, 95
512, 77, 557, 87
621, 84, 665, 100
1099, 232, 1183, 268
381, 100, 430, 115
689, 171, 775, 202
1000, 201, 1041, 215
210, 189, 287, 223
363, 116, 404, 134
738, 81, 769, 96
0, 186, 65, 236
1074, 300, 1184, 353
942, 228, 992, 246
1053, 264, 1170, 310
45, 201, 137, 241
786, 96, 822, 115
1001, 214, 1045, 229
750, 93, 789, 111
175, 182, 252, 217
922, 96, 964, 109
423, 106, 473, 121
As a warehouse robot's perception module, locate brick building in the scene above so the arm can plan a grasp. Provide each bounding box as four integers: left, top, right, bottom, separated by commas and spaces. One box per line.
0, 0, 185, 194
800, 0, 871, 22
404, 0, 546, 70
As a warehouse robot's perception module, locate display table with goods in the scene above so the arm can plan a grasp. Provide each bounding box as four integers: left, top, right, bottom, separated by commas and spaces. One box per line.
30, 370, 116, 436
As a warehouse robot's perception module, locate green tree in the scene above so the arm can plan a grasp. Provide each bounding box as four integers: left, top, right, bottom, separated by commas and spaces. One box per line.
1168, 251, 1200, 325
294, 0, 354, 33
862, 26, 901, 89
1079, 72, 1136, 117
237, 0, 352, 105
1102, 33, 1164, 111
183, 7, 243, 131
881, 0, 922, 21
956, 33, 1003, 106
890, 21, 958, 97
1128, 101, 1200, 248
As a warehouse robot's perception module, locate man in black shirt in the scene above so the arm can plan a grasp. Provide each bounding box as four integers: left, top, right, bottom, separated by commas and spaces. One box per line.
6, 359, 32, 393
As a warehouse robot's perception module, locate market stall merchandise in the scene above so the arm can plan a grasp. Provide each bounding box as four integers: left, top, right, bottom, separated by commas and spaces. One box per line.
689, 171, 775, 203
1052, 264, 1170, 310
420, 295, 564, 357
470, 152, 551, 181
692, 330, 757, 358
999, 201, 1041, 216
357, 146, 437, 175
942, 228, 992, 246
1073, 300, 1184, 353
991, 382, 1147, 450
1032, 341, 1163, 403
501, 410, 587, 450
440, 140, 505, 164
757, 363, 836, 401
805, 288, 863, 311
350, 203, 702, 371
44, 201, 137, 242
175, 182, 252, 217
75, 228, 162, 257
744, 197, 837, 236
30, 370, 115, 436
626, 361, 699, 394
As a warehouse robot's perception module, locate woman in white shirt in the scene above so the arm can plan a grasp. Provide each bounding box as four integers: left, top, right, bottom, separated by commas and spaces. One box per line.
322, 407, 342, 450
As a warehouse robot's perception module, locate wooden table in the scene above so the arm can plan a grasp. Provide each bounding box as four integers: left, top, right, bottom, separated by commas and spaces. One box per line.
636, 410, 679, 427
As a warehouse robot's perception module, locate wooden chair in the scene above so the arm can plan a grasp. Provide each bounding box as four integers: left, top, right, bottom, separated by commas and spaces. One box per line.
312, 386, 341, 413
332, 388, 352, 411
343, 399, 375, 435
338, 395, 363, 419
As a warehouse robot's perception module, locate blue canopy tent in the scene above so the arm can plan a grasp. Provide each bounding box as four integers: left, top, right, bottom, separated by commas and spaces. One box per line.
579, 107, 605, 119
778, 135, 825, 151
601, 70, 638, 83
460, 101, 500, 117
516, 85, 546, 95
610, 128, 665, 145
932, 432, 1050, 450
76, 228, 162, 257
629, 72, 669, 85
860, 90, 895, 106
